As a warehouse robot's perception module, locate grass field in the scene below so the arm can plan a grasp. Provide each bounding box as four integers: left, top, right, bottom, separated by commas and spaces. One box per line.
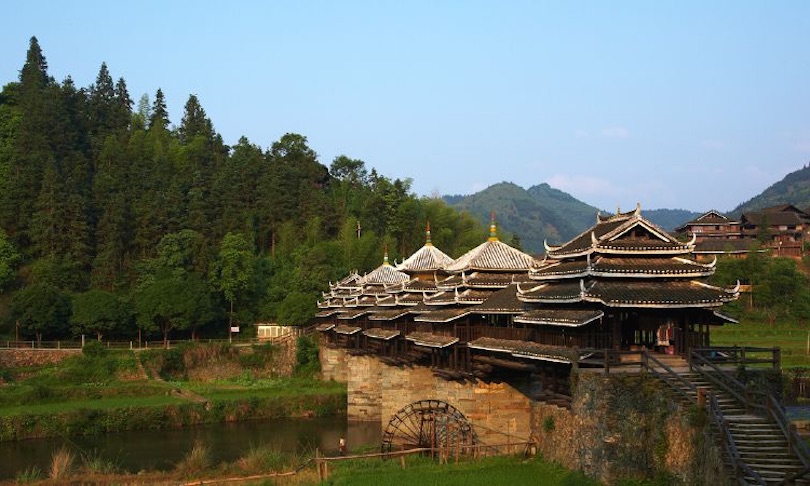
711, 319, 810, 368
317, 455, 660, 486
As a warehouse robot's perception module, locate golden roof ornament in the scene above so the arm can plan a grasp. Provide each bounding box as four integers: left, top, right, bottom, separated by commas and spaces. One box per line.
425, 220, 433, 246
488, 211, 498, 242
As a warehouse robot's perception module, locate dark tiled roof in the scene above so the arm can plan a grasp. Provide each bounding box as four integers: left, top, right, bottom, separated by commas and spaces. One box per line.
585, 280, 737, 307
694, 240, 756, 253
514, 308, 604, 327
375, 295, 397, 306
338, 308, 371, 319
368, 309, 412, 321
315, 309, 341, 318
681, 210, 732, 227
518, 281, 584, 303
468, 337, 579, 363
531, 261, 589, 279
406, 332, 459, 348
472, 285, 527, 313
436, 274, 464, 290
597, 238, 690, 252
455, 289, 494, 304
549, 219, 626, 255
363, 327, 401, 340
404, 279, 438, 292
397, 293, 425, 305
742, 208, 810, 226
424, 291, 458, 305
464, 272, 525, 288
414, 307, 473, 323
591, 257, 713, 276
334, 324, 362, 335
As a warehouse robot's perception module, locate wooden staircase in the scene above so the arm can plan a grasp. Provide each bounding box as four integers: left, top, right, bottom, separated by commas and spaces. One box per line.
644, 351, 810, 485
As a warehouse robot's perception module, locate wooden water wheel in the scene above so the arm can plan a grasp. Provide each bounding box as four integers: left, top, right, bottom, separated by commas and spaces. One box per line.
381, 399, 477, 453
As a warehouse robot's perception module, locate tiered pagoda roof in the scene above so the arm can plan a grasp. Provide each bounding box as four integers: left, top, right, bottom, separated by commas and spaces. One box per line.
396, 222, 454, 273
519, 204, 738, 310
422, 216, 537, 314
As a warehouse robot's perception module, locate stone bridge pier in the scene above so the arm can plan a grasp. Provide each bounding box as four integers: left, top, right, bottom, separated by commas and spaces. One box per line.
320, 346, 533, 445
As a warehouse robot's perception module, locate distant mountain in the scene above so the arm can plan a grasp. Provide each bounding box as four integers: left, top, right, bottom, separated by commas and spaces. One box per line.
443, 182, 599, 253
444, 183, 704, 253
642, 209, 702, 231
730, 164, 810, 216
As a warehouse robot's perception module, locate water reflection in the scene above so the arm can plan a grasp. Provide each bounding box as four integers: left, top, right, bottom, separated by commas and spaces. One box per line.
0, 418, 380, 479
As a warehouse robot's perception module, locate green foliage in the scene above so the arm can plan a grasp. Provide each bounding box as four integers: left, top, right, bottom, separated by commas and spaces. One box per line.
541, 415, 555, 432
0, 228, 20, 291
71, 289, 131, 340
295, 335, 320, 376
711, 255, 810, 323
82, 340, 108, 358
0, 40, 494, 339
14, 465, 42, 482
10, 282, 71, 341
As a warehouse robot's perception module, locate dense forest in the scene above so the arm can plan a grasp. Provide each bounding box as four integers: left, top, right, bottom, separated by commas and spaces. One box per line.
0, 37, 488, 342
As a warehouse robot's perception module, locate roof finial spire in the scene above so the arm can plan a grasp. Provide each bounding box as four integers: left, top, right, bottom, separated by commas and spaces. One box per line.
425, 220, 433, 246
488, 211, 498, 242
616, 205, 621, 216
383, 245, 390, 266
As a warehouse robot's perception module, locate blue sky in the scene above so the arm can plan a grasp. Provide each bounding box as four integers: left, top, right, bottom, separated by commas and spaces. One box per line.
3, 1, 809, 212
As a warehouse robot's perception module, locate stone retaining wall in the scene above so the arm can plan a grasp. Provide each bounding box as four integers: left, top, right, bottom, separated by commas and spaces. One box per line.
326, 345, 727, 484
0, 349, 81, 368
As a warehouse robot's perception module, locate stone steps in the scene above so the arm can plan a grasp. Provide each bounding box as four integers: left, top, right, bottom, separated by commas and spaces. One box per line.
648, 363, 808, 485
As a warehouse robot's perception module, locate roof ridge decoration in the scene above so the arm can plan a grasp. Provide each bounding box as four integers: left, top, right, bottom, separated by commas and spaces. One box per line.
396, 224, 454, 273
488, 210, 498, 242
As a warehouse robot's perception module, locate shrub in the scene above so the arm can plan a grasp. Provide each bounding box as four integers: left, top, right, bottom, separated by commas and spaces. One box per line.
82, 340, 108, 358
175, 441, 211, 477
295, 336, 320, 376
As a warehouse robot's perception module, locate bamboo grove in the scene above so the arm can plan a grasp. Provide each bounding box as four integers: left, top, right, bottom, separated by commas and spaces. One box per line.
0, 37, 487, 342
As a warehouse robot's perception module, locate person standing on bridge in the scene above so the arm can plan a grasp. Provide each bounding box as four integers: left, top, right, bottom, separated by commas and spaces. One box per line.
339, 437, 346, 455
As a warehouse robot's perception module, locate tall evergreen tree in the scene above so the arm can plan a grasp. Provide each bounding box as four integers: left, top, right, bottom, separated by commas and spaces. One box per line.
148, 88, 169, 131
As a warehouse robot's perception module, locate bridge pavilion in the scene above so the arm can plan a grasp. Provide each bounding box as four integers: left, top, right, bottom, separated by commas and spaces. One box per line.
315, 206, 739, 383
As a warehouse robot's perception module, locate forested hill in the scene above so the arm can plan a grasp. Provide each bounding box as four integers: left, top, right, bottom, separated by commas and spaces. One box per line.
0, 37, 488, 341
444, 182, 600, 253
730, 163, 810, 216
444, 184, 703, 252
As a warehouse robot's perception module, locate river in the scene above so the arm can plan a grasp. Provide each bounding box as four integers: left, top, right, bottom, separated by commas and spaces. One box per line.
0, 418, 380, 480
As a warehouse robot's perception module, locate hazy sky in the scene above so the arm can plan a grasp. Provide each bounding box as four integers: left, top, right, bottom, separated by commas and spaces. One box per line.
3, 1, 809, 212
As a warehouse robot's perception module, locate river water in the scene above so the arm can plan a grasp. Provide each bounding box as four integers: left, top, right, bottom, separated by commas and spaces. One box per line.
0, 418, 380, 480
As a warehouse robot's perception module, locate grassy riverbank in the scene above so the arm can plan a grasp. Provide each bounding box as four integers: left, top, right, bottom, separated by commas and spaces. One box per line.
711, 318, 810, 368
0, 341, 346, 441
10, 447, 666, 485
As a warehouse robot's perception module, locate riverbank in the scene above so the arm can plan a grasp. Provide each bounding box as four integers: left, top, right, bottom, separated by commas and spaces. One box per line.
0, 339, 345, 441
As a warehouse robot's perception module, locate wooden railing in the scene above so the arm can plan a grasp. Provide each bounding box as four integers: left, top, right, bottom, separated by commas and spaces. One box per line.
576, 348, 644, 372
707, 393, 767, 486
1, 330, 312, 351
689, 351, 751, 409
641, 351, 696, 402
766, 394, 810, 484
689, 346, 781, 370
